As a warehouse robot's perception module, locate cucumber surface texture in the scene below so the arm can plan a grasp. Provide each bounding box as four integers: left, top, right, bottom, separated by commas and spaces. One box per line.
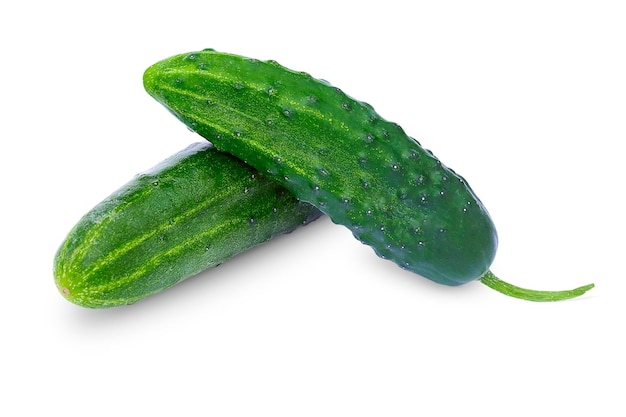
54, 142, 322, 308
143, 49, 498, 286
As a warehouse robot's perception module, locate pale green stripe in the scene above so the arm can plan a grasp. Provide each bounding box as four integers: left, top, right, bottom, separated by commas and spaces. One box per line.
72, 174, 243, 286
158, 81, 312, 180
85, 216, 240, 296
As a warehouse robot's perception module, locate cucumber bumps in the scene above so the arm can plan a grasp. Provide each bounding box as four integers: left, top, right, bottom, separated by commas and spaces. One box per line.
143, 49, 497, 286
54, 142, 321, 308
144, 49, 593, 300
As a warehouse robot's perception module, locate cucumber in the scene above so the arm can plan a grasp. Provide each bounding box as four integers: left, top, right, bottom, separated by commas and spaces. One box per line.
143, 49, 594, 301
54, 142, 322, 308
143, 49, 497, 286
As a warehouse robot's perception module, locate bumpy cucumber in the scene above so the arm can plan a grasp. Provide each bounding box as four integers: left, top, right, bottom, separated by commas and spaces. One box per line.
143, 49, 595, 301
54, 142, 322, 308
143, 49, 497, 286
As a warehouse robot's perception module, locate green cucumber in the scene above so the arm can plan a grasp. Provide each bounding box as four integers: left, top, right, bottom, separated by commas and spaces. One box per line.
143, 49, 594, 301
54, 142, 322, 308
143, 49, 496, 286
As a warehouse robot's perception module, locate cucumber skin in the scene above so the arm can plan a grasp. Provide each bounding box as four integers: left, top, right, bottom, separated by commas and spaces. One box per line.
54, 142, 322, 308
143, 49, 498, 286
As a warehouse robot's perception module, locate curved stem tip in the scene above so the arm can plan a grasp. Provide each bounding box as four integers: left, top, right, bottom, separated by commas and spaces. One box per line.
479, 270, 594, 302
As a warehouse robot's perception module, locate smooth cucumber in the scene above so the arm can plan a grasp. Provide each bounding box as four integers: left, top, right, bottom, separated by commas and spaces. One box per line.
54, 142, 322, 308
143, 49, 498, 286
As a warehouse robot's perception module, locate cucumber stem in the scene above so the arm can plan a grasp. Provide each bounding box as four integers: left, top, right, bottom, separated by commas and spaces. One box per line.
479, 270, 594, 302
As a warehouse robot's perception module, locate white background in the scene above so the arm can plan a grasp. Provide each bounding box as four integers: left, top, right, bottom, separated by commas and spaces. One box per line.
2, 1, 624, 415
